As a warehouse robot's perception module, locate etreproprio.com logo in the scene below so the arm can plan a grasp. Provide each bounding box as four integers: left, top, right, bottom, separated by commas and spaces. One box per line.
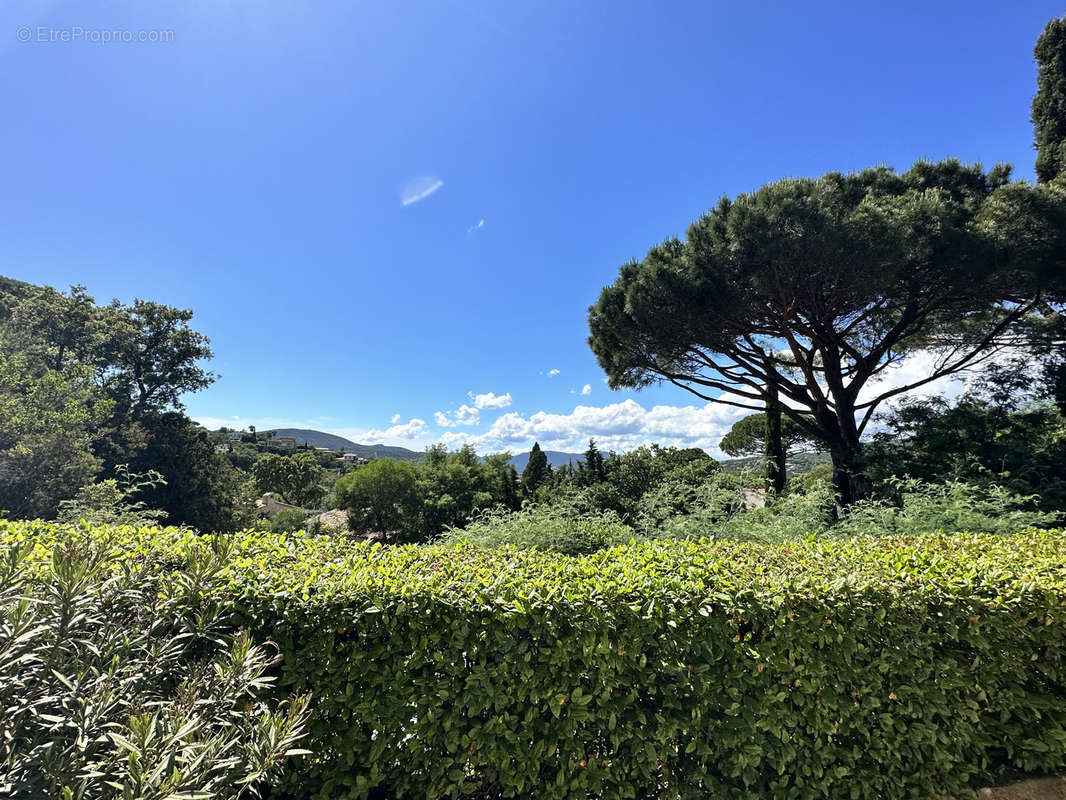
16, 26, 175, 44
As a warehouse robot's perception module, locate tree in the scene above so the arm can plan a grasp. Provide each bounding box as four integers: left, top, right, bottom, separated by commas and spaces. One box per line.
334, 458, 420, 541
865, 395, 1066, 512
597, 444, 719, 517
521, 443, 552, 497
2, 284, 103, 371
720, 413, 820, 492
251, 452, 328, 508
1034, 15, 1066, 183
0, 346, 109, 519
101, 300, 215, 418
482, 452, 521, 512
579, 439, 606, 485
0, 279, 230, 525
589, 160, 1064, 509
126, 414, 244, 533
0, 283, 216, 419
763, 382, 785, 495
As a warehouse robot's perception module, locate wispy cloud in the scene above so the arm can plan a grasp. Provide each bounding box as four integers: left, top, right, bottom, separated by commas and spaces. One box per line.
467, 218, 485, 233
401, 175, 444, 206
469, 391, 512, 409
390, 413, 401, 424
547, 368, 560, 377
581, 384, 591, 395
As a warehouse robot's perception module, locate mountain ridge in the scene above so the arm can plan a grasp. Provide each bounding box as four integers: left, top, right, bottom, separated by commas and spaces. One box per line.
263, 429, 424, 462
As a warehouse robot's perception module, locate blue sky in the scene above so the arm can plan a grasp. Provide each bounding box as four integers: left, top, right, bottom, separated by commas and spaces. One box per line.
1, 0, 1060, 455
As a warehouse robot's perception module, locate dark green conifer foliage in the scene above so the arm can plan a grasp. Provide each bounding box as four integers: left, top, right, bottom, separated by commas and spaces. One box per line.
1033, 16, 1066, 183
521, 442, 551, 497
581, 438, 607, 485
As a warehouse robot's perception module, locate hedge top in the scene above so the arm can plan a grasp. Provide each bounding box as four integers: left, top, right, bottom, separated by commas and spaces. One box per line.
4, 521, 1064, 610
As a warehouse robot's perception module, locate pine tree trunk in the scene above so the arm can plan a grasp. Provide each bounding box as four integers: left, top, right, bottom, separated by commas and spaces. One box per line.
829, 443, 868, 517
765, 385, 786, 495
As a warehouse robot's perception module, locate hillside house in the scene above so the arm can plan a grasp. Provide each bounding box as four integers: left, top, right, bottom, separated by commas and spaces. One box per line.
270, 436, 298, 449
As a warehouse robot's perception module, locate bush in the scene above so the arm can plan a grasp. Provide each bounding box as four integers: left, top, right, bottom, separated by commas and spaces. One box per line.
5, 522, 1065, 799
0, 529, 310, 799
441, 505, 634, 555
645, 478, 1059, 544
265, 507, 309, 533
836, 478, 1063, 536
56, 466, 168, 527
655, 482, 836, 543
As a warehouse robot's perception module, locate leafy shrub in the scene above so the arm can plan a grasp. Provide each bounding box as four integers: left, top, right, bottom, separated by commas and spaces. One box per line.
648, 478, 1059, 544
56, 466, 168, 527
6, 523, 1065, 799
784, 463, 833, 494
0, 530, 310, 799
656, 482, 836, 543
442, 504, 634, 555
264, 507, 309, 533
448, 477, 1060, 553
865, 397, 1066, 511
836, 478, 1063, 536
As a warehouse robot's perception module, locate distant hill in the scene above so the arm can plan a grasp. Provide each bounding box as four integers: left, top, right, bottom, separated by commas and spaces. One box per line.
719, 450, 831, 474
504, 450, 584, 472
264, 429, 423, 462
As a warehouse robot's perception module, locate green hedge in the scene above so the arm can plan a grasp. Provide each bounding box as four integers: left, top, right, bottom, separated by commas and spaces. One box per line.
4, 522, 1066, 799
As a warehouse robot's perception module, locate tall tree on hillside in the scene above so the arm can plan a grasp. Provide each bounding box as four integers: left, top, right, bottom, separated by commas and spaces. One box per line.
720, 412, 820, 492
521, 443, 551, 498
589, 160, 1065, 509
1034, 15, 1066, 183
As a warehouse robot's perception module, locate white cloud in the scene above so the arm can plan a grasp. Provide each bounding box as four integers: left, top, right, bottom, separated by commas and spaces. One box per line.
469, 391, 512, 409
467, 218, 485, 233
581, 384, 591, 395
435, 405, 480, 427
547, 368, 560, 377
361, 418, 427, 441
191, 399, 751, 456
429, 399, 749, 457
855, 346, 1039, 429
401, 175, 444, 206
